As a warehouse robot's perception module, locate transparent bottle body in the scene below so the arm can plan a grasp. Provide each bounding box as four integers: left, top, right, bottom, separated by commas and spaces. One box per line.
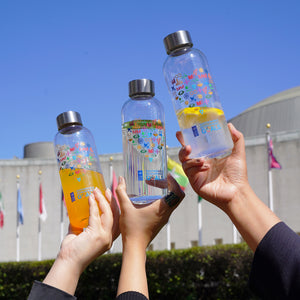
121, 96, 167, 204
54, 125, 106, 233
163, 47, 233, 159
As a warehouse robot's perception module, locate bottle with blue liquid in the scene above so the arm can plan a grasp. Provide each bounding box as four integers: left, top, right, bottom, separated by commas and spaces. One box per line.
121, 79, 167, 204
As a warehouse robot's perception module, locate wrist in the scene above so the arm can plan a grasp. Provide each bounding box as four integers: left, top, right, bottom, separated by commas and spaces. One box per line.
224, 183, 280, 251
122, 235, 148, 253
43, 255, 82, 295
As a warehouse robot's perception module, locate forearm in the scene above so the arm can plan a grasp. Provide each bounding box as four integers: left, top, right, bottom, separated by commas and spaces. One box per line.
225, 184, 281, 251
117, 241, 148, 298
43, 257, 81, 296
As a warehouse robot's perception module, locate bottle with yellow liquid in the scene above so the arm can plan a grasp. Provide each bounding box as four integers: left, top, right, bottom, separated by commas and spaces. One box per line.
54, 111, 106, 234
163, 30, 233, 159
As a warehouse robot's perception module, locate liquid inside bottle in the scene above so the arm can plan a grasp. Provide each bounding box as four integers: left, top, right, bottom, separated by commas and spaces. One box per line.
122, 119, 167, 204
55, 111, 106, 234
176, 107, 233, 158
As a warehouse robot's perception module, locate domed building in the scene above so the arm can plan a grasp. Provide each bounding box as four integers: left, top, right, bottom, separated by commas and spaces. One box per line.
229, 86, 300, 237
229, 86, 300, 137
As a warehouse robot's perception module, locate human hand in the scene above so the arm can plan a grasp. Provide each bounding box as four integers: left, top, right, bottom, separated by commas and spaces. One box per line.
176, 123, 249, 210
117, 174, 185, 250
116, 175, 184, 298
43, 188, 118, 295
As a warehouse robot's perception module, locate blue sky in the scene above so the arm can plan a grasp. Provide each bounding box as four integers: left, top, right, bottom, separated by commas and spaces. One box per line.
0, 0, 299, 159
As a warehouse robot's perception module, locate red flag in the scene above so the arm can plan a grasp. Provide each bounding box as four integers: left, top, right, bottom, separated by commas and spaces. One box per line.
0, 192, 4, 228
0, 210, 4, 228
111, 170, 119, 208
268, 137, 282, 170
39, 183, 47, 221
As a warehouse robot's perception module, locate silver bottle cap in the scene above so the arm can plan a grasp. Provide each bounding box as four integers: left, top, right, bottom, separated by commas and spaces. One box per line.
56, 111, 83, 131
163, 30, 193, 55
129, 79, 155, 98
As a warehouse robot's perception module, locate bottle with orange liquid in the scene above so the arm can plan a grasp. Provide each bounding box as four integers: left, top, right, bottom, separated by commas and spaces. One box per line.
163, 30, 233, 159
54, 111, 106, 234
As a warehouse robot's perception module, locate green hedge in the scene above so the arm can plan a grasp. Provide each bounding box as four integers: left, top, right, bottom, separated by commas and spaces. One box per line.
0, 243, 259, 300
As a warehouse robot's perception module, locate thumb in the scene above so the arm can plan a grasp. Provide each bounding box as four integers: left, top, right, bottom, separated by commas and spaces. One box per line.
228, 123, 245, 158
115, 176, 132, 211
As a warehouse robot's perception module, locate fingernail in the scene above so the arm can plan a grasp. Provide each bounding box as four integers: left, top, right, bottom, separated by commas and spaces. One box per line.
106, 188, 112, 196
94, 187, 100, 193
118, 176, 123, 184
90, 192, 95, 200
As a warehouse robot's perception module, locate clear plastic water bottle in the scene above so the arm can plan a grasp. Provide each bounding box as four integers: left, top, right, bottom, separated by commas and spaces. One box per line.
163, 30, 233, 159
54, 111, 106, 233
121, 79, 167, 204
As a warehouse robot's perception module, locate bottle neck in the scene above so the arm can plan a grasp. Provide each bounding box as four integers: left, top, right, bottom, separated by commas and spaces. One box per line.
169, 46, 192, 57
130, 94, 153, 100
59, 124, 83, 135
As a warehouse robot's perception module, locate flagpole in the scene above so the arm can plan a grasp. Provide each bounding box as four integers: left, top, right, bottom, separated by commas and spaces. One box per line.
16, 174, 20, 262
266, 123, 274, 211
166, 221, 171, 250
198, 196, 202, 246
233, 225, 238, 244
60, 189, 64, 244
108, 156, 114, 254
109, 156, 113, 186
38, 170, 42, 261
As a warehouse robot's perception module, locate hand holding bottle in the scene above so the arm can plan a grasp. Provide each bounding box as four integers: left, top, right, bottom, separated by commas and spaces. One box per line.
41, 188, 118, 296
176, 123, 248, 210
116, 174, 184, 298
176, 123, 280, 251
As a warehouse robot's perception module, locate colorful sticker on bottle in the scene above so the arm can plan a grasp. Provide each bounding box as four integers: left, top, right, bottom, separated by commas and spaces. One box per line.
145, 170, 163, 180
122, 119, 165, 162
56, 142, 97, 171
170, 68, 214, 108
76, 186, 94, 199
138, 170, 143, 181
200, 119, 221, 134
137, 170, 163, 181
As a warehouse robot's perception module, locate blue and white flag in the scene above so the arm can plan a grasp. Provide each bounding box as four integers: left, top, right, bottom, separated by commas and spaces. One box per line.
17, 186, 24, 225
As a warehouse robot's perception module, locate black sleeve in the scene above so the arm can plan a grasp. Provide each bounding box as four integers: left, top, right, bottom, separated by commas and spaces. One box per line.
116, 291, 148, 300
249, 222, 300, 299
27, 280, 77, 300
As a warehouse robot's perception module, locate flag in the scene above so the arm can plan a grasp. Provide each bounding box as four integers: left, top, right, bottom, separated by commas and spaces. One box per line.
0, 192, 4, 228
17, 186, 24, 225
268, 137, 282, 170
110, 169, 119, 207
167, 157, 189, 190
39, 183, 47, 222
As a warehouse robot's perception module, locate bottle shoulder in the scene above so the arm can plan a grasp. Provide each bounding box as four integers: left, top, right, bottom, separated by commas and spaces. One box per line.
121, 97, 165, 122
55, 125, 92, 139
163, 47, 207, 67
122, 97, 164, 111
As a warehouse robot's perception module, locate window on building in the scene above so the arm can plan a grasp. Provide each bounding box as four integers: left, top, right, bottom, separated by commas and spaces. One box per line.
214, 238, 223, 245
191, 240, 198, 247
171, 242, 176, 249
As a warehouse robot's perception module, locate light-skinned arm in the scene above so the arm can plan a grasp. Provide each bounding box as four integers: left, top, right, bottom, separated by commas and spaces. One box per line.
116, 174, 185, 298
42, 187, 119, 295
